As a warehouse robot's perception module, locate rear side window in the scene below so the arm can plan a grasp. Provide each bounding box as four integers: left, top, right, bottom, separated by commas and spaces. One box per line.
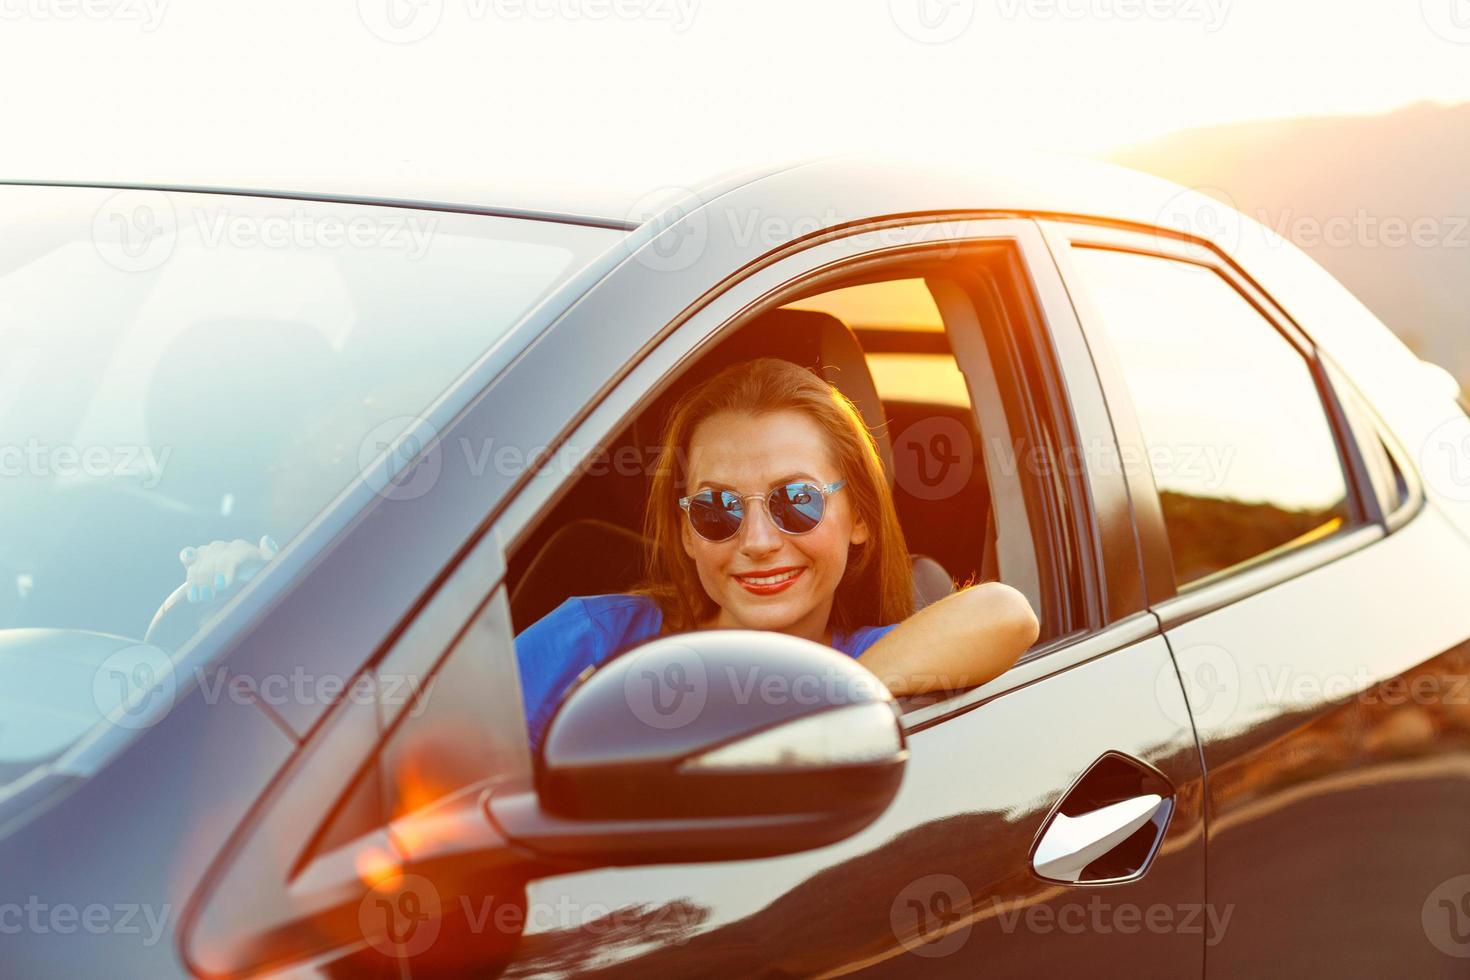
1069, 248, 1353, 588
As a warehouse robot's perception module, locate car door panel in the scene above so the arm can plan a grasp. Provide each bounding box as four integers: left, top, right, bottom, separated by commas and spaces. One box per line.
1041, 218, 1470, 975
1166, 505, 1470, 977
495, 626, 1205, 978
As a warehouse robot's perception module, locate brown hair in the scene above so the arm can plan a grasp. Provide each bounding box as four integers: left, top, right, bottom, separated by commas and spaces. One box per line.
629, 357, 915, 634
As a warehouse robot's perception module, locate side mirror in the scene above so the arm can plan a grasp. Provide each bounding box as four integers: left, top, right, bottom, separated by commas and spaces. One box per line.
490, 630, 907, 864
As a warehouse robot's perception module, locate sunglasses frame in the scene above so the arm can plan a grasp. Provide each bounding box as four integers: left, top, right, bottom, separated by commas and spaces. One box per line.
678, 479, 848, 543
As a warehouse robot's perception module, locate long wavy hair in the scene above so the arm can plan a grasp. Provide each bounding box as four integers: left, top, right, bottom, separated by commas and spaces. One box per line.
630, 357, 915, 634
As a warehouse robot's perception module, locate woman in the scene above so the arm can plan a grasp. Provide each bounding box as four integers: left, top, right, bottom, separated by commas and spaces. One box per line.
512, 357, 1038, 749
181, 357, 1039, 750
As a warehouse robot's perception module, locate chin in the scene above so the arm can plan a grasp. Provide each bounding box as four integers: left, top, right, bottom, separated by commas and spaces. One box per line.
726, 596, 805, 630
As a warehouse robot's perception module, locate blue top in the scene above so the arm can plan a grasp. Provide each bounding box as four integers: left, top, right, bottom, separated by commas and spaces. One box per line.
514, 593, 901, 751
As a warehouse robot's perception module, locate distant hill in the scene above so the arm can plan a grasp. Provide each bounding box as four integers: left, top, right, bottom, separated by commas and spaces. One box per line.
1109, 101, 1470, 388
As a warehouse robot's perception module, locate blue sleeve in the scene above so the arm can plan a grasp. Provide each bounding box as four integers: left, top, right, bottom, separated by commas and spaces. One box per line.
514, 597, 613, 753
840, 622, 902, 659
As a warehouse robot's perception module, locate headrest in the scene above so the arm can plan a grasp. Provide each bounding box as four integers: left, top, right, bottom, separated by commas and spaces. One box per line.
716, 308, 894, 488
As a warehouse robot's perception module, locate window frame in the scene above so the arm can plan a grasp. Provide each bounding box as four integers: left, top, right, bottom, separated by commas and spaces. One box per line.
493, 216, 1146, 729
1039, 218, 1392, 627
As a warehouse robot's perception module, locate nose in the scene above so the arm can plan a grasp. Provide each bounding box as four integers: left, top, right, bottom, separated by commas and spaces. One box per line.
737, 495, 782, 558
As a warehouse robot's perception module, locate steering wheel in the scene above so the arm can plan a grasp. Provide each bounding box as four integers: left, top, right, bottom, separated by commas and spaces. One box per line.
144, 559, 264, 651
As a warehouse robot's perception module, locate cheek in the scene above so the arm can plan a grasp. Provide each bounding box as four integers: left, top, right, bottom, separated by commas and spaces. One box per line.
803, 523, 856, 573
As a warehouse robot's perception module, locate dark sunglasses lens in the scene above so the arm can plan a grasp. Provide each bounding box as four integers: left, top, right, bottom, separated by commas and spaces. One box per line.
689, 489, 743, 541
769, 483, 824, 533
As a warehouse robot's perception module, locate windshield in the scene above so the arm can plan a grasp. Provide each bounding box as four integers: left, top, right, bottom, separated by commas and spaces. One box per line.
0, 185, 618, 787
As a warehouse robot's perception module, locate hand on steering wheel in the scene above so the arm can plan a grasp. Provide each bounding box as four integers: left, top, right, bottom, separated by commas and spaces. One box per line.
144, 535, 279, 649
177, 536, 280, 603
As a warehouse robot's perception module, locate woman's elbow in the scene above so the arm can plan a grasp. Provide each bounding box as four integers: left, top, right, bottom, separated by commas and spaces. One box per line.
976, 582, 1040, 654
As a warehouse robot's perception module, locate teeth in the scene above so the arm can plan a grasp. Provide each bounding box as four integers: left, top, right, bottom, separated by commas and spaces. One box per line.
739, 568, 801, 586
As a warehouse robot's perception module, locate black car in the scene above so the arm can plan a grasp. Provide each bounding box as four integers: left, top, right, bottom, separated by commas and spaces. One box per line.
3, 155, 1470, 977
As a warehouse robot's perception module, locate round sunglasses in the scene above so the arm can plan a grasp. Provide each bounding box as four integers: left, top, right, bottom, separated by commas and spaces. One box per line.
678, 479, 847, 543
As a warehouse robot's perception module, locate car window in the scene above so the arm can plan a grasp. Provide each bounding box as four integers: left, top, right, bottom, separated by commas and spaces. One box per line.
779, 277, 990, 588
504, 244, 1087, 739
0, 185, 616, 794
1067, 246, 1354, 588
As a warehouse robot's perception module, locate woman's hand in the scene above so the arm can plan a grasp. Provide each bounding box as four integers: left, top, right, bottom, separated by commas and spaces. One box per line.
178, 535, 279, 603
858, 582, 1040, 697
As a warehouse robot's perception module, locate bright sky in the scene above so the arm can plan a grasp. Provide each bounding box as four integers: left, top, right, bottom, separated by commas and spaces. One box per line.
2, 0, 1468, 193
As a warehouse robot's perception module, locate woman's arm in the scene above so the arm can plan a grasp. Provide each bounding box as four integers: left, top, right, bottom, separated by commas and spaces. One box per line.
857, 582, 1040, 696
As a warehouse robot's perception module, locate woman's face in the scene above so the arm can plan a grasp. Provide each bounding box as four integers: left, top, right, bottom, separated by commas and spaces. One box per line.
681, 409, 869, 642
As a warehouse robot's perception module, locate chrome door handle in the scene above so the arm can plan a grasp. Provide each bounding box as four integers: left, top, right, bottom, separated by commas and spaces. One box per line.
1032, 794, 1168, 884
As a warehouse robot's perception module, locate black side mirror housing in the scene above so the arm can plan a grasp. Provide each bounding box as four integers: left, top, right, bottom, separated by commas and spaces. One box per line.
490, 630, 907, 864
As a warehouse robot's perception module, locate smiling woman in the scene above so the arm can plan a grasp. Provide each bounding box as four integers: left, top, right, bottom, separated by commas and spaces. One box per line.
512, 357, 1039, 750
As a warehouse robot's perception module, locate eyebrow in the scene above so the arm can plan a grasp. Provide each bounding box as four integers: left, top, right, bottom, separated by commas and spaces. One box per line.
696, 472, 819, 493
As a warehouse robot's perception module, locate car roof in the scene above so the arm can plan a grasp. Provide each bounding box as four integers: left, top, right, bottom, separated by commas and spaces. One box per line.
0, 151, 1199, 235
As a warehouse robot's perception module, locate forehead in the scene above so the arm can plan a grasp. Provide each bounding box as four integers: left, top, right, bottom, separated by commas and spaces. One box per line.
686, 410, 838, 489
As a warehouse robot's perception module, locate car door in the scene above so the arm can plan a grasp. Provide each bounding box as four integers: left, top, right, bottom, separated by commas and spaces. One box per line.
477, 213, 1209, 977
1045, 220, 1470, 977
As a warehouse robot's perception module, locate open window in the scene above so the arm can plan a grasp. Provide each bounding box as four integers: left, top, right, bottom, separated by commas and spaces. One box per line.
506, 241, 1094, 693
